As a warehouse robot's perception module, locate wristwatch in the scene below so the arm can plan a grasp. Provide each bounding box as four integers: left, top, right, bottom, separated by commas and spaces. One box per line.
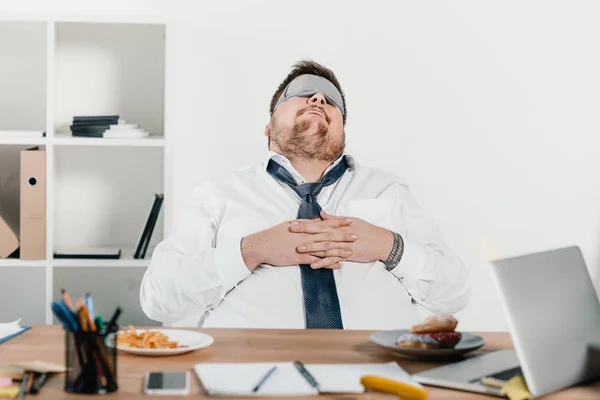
383, 231, 404, 271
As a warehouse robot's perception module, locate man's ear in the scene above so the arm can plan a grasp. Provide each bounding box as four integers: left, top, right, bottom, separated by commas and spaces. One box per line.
264, 122, 271, 138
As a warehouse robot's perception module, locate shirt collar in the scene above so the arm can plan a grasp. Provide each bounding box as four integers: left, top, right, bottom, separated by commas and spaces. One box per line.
263, 151, 357, 184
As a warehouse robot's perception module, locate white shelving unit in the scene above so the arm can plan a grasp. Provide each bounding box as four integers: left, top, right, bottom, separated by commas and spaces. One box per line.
0, 17, 170, 327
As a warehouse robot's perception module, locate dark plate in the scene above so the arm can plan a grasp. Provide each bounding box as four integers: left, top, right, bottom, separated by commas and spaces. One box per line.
370, 329, 486, 359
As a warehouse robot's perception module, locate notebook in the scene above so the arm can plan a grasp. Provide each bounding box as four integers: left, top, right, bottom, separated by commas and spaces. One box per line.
194, 362, 421, 396
0, 319, 31, 345
54, 247, 121, 259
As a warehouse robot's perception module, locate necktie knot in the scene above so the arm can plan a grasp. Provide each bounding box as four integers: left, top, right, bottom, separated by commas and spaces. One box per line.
296, 182, 325, 198
267, 156, 349, 201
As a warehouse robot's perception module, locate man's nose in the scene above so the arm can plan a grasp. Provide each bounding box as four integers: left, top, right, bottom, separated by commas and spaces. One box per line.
307, 92, 327, 107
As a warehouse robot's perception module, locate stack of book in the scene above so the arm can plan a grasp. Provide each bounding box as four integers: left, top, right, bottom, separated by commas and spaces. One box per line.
70, 115, 150, 139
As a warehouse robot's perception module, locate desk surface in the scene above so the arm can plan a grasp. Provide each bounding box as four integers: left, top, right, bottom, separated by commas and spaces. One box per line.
1, 326, 599, 399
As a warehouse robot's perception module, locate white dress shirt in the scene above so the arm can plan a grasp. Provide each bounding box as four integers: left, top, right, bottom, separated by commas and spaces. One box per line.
140, 152, 470, 330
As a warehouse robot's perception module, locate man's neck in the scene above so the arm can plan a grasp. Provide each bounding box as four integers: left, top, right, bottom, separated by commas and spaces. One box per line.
287, 157, 333, 183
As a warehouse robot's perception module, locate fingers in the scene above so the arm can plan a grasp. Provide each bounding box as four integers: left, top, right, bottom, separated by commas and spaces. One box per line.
298, 254, 341, 270
296, 242, 352, 253
321, 212, 352, 228
312, 249, 353, 258
290, 215, 352, 233
299, 254, 321, 265
311, 231, 358, 243
320, 210, 338, 220
310, 256, 344, 269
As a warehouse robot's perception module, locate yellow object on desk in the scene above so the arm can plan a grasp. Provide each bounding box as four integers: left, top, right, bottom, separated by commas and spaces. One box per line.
501, 375, 531, 400
0, 385, 20, 399
361, 375, 428, 400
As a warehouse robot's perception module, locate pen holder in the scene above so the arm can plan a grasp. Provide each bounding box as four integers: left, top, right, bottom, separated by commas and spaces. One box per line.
64, 326, 118, 395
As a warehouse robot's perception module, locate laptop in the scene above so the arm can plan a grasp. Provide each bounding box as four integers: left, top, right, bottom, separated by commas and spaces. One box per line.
412, 246, 600, 397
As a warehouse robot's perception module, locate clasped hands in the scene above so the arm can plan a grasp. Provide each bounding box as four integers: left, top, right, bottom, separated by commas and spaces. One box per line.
241, 211, 394, 271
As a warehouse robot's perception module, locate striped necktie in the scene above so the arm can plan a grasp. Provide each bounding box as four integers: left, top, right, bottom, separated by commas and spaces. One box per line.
267, 157, 349, 329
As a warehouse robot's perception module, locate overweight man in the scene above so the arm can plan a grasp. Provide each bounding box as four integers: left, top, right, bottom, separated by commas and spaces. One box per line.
140, 60, 470, 330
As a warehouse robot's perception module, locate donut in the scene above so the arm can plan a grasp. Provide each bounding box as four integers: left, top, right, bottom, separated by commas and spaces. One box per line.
424, 331, 462, 348
410, 314, 458, 334
396, 333, 440, 349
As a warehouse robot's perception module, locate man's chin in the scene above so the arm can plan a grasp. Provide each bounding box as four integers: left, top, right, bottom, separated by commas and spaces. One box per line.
299, 123, 328, 138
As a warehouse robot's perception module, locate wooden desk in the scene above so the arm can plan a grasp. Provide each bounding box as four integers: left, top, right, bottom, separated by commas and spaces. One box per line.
1, 326, 599, 399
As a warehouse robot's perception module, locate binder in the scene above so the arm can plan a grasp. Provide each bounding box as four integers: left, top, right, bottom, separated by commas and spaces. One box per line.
141, 195, 163, 259
20, 147, 46, 260
0, 326, 31, 345
0, 213, 19, 259
134, 194, 164, 259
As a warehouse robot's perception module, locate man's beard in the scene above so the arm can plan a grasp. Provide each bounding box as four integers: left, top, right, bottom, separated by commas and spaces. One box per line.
270, 118, 345, 162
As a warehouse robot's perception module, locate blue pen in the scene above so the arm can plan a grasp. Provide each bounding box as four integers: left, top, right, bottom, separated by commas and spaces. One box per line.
252, 366, 277, 393
85, 292, 95, 320
51, 300, 79, 331
51, 301, 74, 331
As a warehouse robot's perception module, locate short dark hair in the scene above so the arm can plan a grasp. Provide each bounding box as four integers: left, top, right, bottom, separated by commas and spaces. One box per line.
269, 60, 347, 125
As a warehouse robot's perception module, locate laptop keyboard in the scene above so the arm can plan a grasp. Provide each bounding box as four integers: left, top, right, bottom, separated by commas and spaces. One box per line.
488, 367, 523, 381
470, 366, 523, 384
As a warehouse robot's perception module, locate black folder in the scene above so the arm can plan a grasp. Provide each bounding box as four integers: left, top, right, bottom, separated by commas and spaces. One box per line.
134, 194, 164, 259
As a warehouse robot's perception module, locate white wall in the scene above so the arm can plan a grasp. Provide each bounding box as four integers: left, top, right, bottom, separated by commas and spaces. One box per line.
3, 0, 600, 331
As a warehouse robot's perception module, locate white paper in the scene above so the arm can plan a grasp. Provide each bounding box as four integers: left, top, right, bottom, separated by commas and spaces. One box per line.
109, 124, 139, 130
0, 319, 24, 341
306, 362, 422, 393
103, 130, 149, 138
194, 362, 318, 396
194, 362, 419, 397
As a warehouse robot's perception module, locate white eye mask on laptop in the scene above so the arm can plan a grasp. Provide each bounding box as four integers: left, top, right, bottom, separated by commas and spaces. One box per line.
273, 75, 345, 115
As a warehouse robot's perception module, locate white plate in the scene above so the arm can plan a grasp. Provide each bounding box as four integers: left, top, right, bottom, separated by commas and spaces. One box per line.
107, 329, 214, 356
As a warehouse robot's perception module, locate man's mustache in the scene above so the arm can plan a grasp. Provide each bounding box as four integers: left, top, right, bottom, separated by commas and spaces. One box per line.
297, 106, 330, 124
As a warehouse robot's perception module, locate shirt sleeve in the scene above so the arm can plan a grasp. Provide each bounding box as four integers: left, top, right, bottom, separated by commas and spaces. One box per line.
140, 183, 251, 323
385, 182, 471, 315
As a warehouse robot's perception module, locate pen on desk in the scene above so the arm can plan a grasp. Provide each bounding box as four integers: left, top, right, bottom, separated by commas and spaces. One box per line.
95, 315, 105, 334
61, 287, 75, 311
252, 366, 277, 393
18, 372, 31, 398
25, 373, 34, 394
85, 292, 95, 320
77, 299, 97, 332
77, 300, 115, 381
29, 373, 48, 394
106, 306, 122, 331
293, 361, 320, 392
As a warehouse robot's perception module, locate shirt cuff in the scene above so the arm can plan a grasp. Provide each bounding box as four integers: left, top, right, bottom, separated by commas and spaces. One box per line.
212, 238, 252, 291
390, 242, 427, 279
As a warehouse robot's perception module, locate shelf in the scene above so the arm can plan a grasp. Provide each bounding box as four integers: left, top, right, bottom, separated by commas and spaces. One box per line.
0, 259, 47, 267
0, 133, 165, 147
52, 133, 165, 147
52, 247, 154, 267
0, 19, 168, 326
0, 131, 47, 146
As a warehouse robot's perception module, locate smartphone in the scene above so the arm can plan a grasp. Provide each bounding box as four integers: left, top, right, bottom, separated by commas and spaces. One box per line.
143, 372, 190, 396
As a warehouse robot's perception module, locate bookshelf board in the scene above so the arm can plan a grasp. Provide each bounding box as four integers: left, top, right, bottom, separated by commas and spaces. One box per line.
0, 18, 170, 327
